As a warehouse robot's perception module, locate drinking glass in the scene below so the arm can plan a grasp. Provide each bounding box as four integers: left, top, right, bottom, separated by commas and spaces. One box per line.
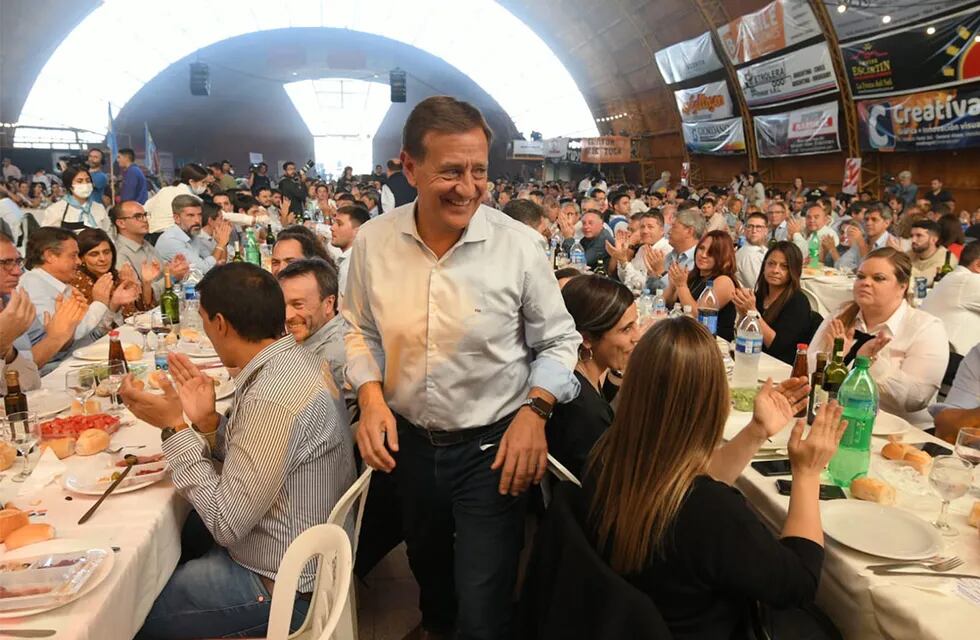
65, 367, 97, 412
955, 427, 980, 497
133, 313, 153, 352
928, 455, 973, 536
2, 411, 39, 482
151, 310, 173, 349
100, 361, 128, 415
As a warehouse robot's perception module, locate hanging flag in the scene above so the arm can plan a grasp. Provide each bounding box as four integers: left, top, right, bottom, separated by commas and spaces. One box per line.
144, 123, 159, 175
842, 158, 861, 195
106, 104, 118, 167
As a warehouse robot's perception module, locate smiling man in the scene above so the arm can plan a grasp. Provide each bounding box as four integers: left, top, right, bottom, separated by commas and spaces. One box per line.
343, 96, 580, 640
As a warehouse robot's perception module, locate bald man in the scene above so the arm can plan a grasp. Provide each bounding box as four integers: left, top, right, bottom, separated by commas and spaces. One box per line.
111, 201, 189, 296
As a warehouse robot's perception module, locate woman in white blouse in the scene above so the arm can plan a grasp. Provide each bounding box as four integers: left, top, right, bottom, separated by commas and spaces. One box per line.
40, 165, 110, 233
809, 247, 949, 426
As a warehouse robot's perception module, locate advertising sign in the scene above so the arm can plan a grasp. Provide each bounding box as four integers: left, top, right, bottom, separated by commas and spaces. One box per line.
718, 0, 821, 65
755, 101, 841, 157
674, 80, 735, 122
831, 1, 976, 43
542, 137, 569, 159
682, 118, 746, 155
655, 31, 724, 84
510, 140, 543, 159
842, 6, 980, 98
737, 42, 838, 108
580, 137, 632, 163
858, 85, 980, 152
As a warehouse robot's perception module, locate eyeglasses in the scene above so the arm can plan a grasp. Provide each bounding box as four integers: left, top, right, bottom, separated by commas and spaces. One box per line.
120, 213, 148, 221
745, 224, 768, 231
0, 257, 25, 271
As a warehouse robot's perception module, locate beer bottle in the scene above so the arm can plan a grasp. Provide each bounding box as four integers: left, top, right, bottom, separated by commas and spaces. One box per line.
3, 370, 28, 415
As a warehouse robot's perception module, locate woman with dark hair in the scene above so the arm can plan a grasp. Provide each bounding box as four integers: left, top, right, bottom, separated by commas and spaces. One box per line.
71, 228, 156, 317
585, 317, 844, 640
810, 247, 948, 426
26, 181, 48, 208
937, 212, 966, 259
546, 275, 640, 477
336, 166, 355, 193
40, 166, 110, 232
665, 229, 739, 341
732, 241, 812, 364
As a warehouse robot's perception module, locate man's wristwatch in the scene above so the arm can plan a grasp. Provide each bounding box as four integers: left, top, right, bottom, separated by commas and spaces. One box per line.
520, 397, 554, 420
161, 422, 190, 443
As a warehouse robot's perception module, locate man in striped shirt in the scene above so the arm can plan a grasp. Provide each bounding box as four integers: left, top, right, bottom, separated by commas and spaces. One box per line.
124, 263, 355, 639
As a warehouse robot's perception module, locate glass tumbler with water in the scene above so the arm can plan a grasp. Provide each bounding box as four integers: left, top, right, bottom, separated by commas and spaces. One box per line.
928, 456, 972, 536
2, 411, 39, 482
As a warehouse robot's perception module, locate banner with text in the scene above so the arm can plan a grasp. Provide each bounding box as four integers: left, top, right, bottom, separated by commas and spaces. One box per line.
831, 1, 976, 43
579, 136, 632, 163
674, 80, 735, 122
737, 42, 838, 108
842, 6, 980, 98
718, 0, 821, 65
754, 101, 840, 157
857, 84, 980, 152
655, 31, 724, 84
542, 137, 569, 159
682, 117, 746, 155
510, 140, 543, 159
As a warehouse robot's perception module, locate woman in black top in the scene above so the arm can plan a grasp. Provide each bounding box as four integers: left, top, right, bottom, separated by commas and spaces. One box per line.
732, 241, 813, 364
664, 230, 739, 341
585, 317, 846, 640
546, 275, 640, 478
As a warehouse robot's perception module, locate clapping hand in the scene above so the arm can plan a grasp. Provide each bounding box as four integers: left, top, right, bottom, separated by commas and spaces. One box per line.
643, 248, 666, 276
109, 278, 140, 309
786, 217, 803, 238
788, 401, 847, 477
825, 317, 852, 352
752, 377, 810, 437
140, 259, 162, 285
168, 352, 218, 428
119, 374, 182, 428
0, 289, 36, 355
667, 261, 688, 288
281, 196, 292, 218
857, 331, 891, 360
43, 292, 87, 342
118, 263, 139, 284
169, 254, 190, 281
214, 219, 233, 248
604, 231, 631, 264
731, 288, 756, 317
91, 273, 114, 306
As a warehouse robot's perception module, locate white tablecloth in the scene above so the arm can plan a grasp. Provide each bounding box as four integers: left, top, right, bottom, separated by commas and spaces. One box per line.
728, 355, 980, 640
0, 327, 196, 639
801, 274, 854, 318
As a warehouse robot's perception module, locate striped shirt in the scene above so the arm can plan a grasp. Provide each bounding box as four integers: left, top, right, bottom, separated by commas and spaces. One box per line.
162, 335, 356, 591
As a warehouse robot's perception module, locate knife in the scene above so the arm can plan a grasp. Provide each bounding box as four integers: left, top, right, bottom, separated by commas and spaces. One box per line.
872, 569, 980, 579
77, 454, 138, 525
0, 631, 57, 638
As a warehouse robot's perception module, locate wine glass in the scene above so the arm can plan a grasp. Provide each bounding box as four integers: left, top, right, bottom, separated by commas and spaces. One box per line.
151, 310, 173, 349
65, 367, 97, 413
928, 455, 973, 536
133, 313, 153, 352
2, 411, 39, 482
100, 361, 128, 415
954, 427, 980, 497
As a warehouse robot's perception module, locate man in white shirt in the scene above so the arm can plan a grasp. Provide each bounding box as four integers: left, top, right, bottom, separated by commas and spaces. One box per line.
789, 203, 839, 263
344, 97, 580, 639
921, 240, 980, 355
156, 195, 231, 274
0, 235, 39, 392
330, 204, 370, 306
610, 210, 671, 291
767, 201, 790, 243
701, 197, 728, 233
1, 159, 21, 181
644, 207, 704, 292
736, 212, 770, 289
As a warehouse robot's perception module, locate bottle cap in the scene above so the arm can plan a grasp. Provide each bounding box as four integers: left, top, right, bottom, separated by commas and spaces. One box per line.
109, 330, 119, 338
797, 343, 808, 350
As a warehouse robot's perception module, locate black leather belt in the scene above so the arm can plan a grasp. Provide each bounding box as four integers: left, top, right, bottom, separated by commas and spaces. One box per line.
398, 411, 516, 447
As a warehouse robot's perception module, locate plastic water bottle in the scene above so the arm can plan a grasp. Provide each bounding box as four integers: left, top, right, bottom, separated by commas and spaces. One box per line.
808, 232, 821, 268
549, 234, 560, 261
733, 311, 763, 388
696, 279, 719, 335
569, 239, 586, 270
828, 356, 879, 487
668, 303, 683, 318
636, 289, 654, 321
652, 288, 667, 321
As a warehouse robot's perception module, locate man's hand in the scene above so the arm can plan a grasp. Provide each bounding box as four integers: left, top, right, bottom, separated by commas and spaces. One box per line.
140, 259, 162, 285
168, 353, 218, 429
491, 405, 548, 496
786, 217, 803, 239
0, 289, 36, 356
557, 210, 576, 240
356, 382, 398, 472
119, 374, 183, 428
109, 278, 140, 310
91, 273, 114, 306
643, 248, 666, 276
604, 233, 631, 264
43, 293, 87, 342
213, 220, 232, 248
667, 261, 688, 289
168, 254, 190, 281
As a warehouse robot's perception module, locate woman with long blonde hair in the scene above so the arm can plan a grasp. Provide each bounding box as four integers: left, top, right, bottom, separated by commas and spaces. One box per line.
586, 317, 846, 639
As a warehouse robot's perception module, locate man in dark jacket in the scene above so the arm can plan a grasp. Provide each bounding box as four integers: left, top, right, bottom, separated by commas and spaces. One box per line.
278, 161, 306, 220
379, 159, 417, 213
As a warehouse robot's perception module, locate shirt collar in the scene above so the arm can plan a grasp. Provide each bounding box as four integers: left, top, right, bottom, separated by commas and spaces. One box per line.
165, 225, 192, 243
304, 313, 345, 351
395, 203, 491, 247
857, 300, 908, 337
233, 335, 297, 386
31, 267, 70, 293
116, 234, 145, 252
872, 231, 890, 249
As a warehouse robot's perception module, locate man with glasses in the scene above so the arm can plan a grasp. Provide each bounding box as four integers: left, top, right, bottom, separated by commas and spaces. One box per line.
112, 201, 190, 295
644, 207, 705, 292
0, 233, 40, 391
767, 202, 790, 243
736, 212, 770, 288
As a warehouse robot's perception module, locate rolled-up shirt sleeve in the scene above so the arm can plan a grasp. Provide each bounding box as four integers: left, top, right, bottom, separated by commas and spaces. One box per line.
342, 232, 386, 391
521, 253, 582, 404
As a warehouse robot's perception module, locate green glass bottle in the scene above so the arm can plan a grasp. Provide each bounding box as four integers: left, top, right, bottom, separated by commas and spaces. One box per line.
808, 232, 820, 269
231, 241, 243, 263
828, 356, 878, 487
245, 228, 261, 266
160, 269, 181, 326
822, 337, 848, 402
935, 250, 954, 283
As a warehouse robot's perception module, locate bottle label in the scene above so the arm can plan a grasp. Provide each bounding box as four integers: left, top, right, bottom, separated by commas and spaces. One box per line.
735, 336, 762, 355
697, 312, 718, 335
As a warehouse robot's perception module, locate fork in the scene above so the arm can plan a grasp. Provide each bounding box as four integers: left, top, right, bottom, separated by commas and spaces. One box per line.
106, 445, 147, 454
866, 557, 964, 573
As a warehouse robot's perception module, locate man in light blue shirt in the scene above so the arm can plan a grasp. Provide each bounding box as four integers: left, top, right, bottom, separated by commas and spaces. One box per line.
836, 204, 894, 271
87, 148, 108, 204
929, 342, 980, 442
645, 207, 704, 292
155, 195, 230, 274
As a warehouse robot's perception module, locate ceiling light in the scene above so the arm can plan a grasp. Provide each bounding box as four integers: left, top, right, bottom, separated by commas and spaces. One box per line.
882, 15, 891, 24
926, 26, 936, 35
291, 71, 298, 76
836, 3, 846, 14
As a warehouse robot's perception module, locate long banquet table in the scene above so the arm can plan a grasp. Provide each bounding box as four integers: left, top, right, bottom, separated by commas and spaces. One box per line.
728, 354, 979, 640
0, 326, 210, 639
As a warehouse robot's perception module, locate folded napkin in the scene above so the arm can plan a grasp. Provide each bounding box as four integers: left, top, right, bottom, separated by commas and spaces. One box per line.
17, 447, 67, 497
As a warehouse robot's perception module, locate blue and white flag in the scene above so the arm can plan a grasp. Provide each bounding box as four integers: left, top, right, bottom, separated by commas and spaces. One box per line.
106, 104, 118, 166
144, 122, 158, 175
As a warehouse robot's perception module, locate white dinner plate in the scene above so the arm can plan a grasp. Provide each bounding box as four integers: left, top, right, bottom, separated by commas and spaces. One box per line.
873, 412, 910, 436
63, 464, 167, 495
72, 342, 139, 361
820, 500, 943, 560
0, 539, 115, 618
214, 378, 235, 401
176, 341, 217, 359
24, 389, 71, 418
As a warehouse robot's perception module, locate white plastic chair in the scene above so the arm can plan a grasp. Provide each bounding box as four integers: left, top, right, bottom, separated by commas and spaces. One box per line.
541, 453, 582, 507
325, 467, 374, 640
266, 523, 352, 640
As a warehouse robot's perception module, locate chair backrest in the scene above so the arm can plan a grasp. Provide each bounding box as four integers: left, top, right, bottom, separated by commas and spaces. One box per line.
266, 523, 352, 640
327, 466, 373, 555
541, 454, 582, 508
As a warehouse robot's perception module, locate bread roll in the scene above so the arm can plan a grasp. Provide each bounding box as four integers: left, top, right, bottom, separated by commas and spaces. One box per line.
850, 477, 896, 505
0, 441, 16, 471
881, 442, 910, 461
124, 345, 143, 361
4, 523, 54, 550
40, 437, 76, 460
75, 429, 110, 456
84, 399, 101, 415
969, 501, 980, 528
903, 449, 931, 475
0, 509, 29, 542
179, 328, 200, 342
